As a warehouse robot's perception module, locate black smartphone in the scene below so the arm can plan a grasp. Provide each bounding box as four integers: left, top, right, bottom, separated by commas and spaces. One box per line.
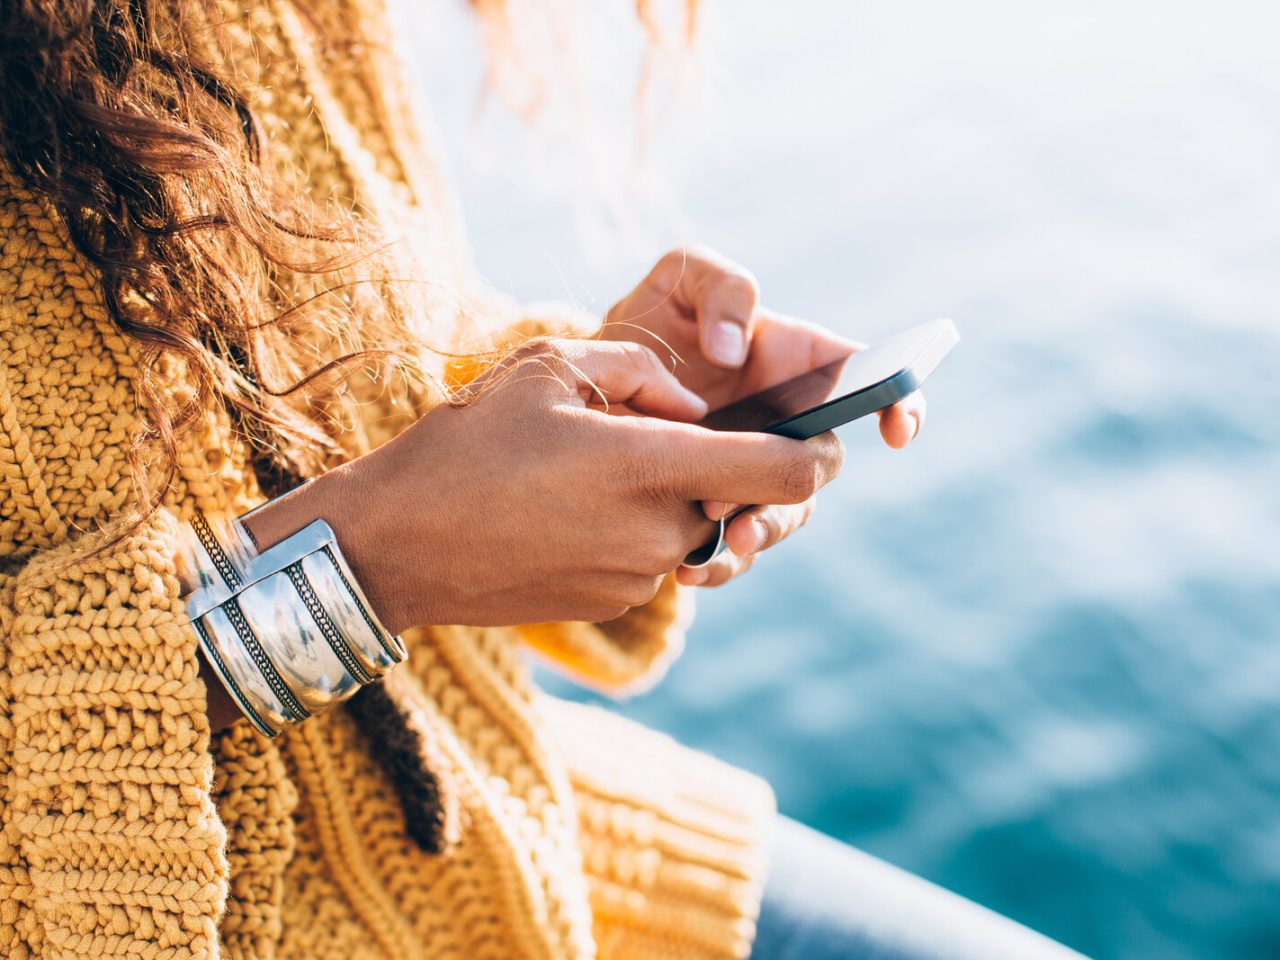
682, 317, 958, 566
699, 317, 959, 439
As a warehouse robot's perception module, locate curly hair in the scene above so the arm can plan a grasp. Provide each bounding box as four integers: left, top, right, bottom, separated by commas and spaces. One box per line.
0, 0, 437, 522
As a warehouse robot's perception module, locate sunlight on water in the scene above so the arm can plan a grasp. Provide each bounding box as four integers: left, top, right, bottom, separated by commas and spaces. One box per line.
410, 2, 1280, 956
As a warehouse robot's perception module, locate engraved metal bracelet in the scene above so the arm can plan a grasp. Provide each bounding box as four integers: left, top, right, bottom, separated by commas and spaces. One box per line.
177, 511, 407, 737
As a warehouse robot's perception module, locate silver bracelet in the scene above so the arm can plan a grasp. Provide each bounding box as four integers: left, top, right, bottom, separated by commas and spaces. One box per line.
177, 507, 407, 737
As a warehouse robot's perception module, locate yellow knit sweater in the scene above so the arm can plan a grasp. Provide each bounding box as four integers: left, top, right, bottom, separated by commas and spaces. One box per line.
0, 2, 774, 958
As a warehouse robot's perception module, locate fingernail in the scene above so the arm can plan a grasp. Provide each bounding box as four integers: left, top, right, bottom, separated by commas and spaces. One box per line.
750, 517, 768, 552
703, 500, 728, 521
708, 321, 746, 366
909, 412, 921, 440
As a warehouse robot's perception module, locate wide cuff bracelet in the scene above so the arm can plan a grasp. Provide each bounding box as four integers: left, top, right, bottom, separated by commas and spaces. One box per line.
176, 510, 408, 737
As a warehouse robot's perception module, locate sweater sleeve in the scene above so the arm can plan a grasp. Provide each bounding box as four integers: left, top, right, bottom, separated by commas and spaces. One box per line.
541, 695, 775, 959
0, 511, 228, 959
517, 574, 693, 694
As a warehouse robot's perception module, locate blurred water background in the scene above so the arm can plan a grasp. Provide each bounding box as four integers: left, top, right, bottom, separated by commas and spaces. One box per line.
411, 2, 1280, 957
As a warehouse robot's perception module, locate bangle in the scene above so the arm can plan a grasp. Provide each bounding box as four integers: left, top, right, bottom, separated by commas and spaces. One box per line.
176, 506, 407, 737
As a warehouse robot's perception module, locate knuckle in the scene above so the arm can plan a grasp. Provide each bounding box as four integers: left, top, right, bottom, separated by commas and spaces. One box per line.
515, 337, 566, 363
638, 532, 685, 576
623, 340, 664, 372
622, 575, 665, 607
779, 452, 820, 502
615, 441, 672, 497
820, 434, 847, 477
593, 604, 631, 623
643, 553, 676, 578
648, 249, 687, 288
658, 247, 687, 271
720, 270, 760, 305
757, 508, 783, 546
667, 538, 695, 571
683, 243, 757, 291
580, 586, 633, 622
621, 338, 680, 379
686, 241, 729, 270
569, 600, 605, 622
508, 338, 571, 382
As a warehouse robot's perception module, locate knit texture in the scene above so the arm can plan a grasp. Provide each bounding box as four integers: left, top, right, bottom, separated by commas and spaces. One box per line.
0, 2, 775, 958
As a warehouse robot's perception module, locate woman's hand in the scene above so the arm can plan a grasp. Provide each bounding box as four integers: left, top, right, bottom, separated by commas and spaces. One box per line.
242, 339, 844, 631
601, 246, 928, 587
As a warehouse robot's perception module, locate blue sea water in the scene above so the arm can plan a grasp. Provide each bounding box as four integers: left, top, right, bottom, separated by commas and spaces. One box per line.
410, 2, 1280, 957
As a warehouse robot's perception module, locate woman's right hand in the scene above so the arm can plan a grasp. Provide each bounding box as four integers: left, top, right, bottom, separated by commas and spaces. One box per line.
242, 339, 844, 631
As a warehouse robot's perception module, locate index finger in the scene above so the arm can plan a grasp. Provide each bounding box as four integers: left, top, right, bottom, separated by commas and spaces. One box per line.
879, 391, 928, 449
643, 246, 760, 369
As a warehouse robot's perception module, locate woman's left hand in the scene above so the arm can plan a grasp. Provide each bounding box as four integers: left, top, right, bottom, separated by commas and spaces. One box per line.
601, 245, 928, 587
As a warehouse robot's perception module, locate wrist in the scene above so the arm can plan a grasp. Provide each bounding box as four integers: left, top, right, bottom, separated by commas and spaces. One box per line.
240, 461, 413, 634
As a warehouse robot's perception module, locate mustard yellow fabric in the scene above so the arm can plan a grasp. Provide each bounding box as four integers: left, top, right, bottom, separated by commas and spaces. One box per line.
0, 2, 774, 959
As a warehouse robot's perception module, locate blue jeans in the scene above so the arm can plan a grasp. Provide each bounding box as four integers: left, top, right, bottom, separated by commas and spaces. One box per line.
750, 819, 1090, 960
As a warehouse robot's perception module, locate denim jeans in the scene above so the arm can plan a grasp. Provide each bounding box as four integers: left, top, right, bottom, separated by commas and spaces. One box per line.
749, 818, 1090, 960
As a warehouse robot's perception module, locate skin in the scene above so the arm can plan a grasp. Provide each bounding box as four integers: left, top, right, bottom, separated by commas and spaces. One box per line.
201, 246, 926, 731
598, 246, 926, 587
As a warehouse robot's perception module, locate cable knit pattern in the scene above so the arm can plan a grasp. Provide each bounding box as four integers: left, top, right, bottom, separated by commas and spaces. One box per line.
5, 512, 226, 959
0, 1, 775, 958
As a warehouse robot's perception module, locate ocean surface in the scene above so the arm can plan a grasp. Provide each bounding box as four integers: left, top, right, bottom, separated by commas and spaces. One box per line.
409, 2, 1280, 957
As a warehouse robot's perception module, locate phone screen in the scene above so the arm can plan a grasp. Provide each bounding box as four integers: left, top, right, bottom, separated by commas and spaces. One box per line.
697, 318, 957, 436
698, 356, 853, 433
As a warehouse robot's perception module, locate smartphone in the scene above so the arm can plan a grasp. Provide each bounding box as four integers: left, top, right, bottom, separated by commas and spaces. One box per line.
699, 317, 959, 439
683, 317, 959, 566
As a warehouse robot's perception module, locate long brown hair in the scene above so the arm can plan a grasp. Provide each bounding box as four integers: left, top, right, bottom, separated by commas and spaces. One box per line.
0, 0, 431, 519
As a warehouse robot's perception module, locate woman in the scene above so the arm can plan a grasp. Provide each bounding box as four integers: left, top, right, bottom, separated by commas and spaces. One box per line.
0, 1, 1083, 958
